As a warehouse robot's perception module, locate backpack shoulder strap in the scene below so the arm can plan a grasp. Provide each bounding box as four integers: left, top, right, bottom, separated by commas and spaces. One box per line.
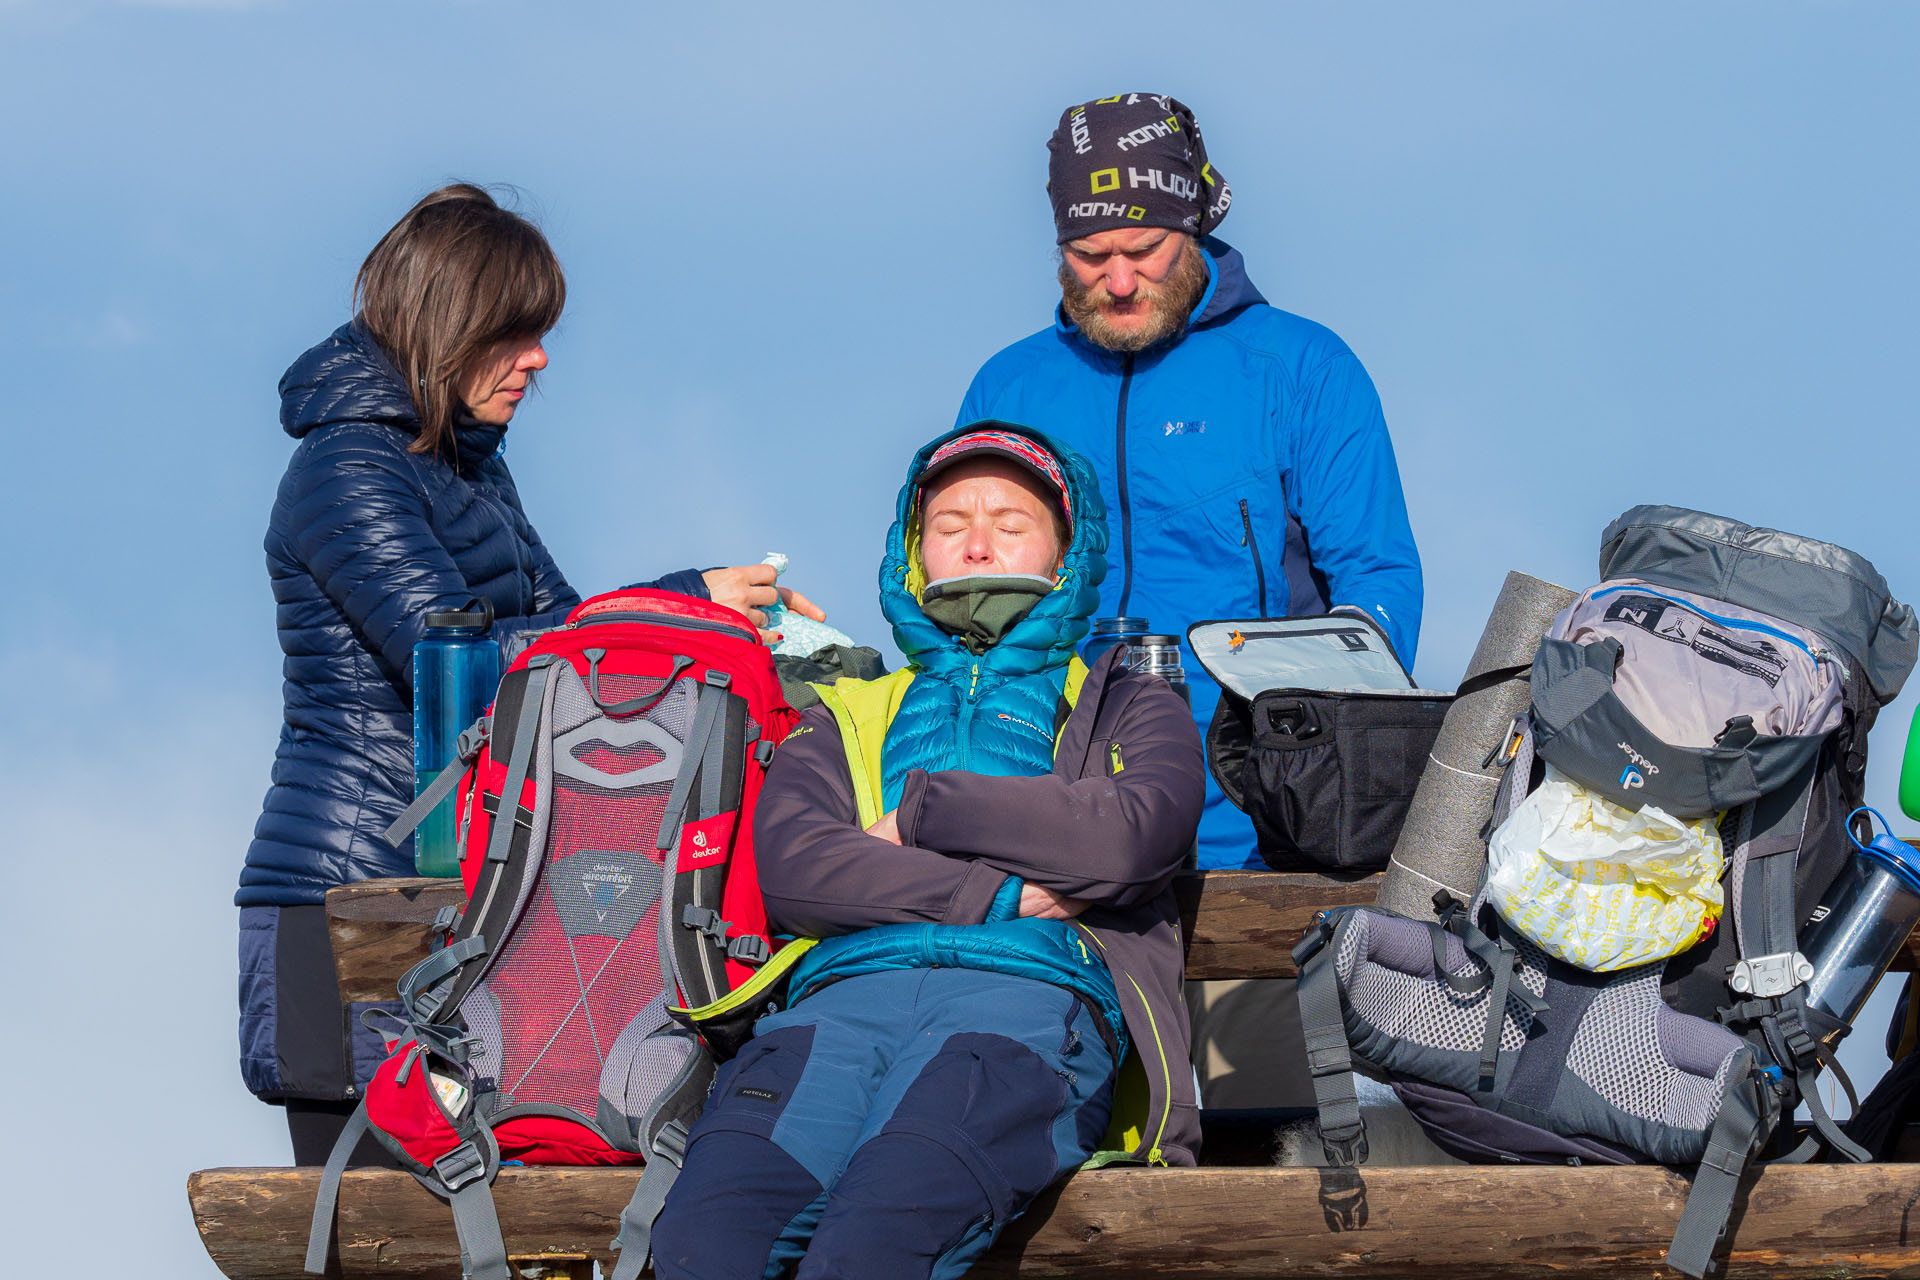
1722, 782, 1873, 1164
660, 671, 755, 1008
1665, 1052, 1773, 1279
401, 656, 557, 1037
609, 1120, 691, 1280
1293, 911, 1368, 1167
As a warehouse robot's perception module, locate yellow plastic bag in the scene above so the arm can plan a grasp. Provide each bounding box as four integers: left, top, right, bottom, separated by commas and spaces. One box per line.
1486, 765, 1723, 972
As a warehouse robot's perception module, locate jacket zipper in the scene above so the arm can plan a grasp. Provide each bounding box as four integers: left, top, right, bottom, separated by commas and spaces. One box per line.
1115, 353, 1136, 616
956, 661, 982, 765
1587, 584, 1827, 665
1238, 498, 1269, 618
1123, 970, 1173, 1163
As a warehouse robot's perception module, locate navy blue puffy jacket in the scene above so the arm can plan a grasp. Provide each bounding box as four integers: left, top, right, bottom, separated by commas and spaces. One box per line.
239, 322, 706, 906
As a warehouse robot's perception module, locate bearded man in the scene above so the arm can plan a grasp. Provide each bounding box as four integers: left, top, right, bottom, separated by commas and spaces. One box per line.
956, 92, 1424, 875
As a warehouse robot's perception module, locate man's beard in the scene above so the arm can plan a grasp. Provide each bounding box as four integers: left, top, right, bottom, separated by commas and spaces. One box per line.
1057, 237, 1211, 354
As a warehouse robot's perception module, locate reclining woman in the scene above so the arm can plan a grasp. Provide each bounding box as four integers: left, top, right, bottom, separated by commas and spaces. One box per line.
237, 183, 822, 1165
650, 424, 1206, 1279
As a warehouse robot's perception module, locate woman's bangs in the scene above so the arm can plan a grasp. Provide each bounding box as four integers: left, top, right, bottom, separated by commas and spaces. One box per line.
485, 223, 566, 344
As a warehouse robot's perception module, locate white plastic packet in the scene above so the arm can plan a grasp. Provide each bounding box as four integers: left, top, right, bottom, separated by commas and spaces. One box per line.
1486, 765, 1724, 972
760, 552, 859, 657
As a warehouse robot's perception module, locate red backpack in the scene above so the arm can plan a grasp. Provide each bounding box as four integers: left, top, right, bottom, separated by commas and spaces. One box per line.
305, 589, 806, 1280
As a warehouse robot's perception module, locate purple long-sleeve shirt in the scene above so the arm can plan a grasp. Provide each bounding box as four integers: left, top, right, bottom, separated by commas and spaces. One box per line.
752, 646, 1206, 1165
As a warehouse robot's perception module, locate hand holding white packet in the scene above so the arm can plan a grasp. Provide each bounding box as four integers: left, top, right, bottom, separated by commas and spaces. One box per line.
761, 552, 859, 658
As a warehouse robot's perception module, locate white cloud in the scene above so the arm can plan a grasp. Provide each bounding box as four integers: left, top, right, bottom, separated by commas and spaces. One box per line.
84, 306, 146, 347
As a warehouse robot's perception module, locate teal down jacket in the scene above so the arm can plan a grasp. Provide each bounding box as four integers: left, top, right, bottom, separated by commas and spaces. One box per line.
790, 423, 1125, 1047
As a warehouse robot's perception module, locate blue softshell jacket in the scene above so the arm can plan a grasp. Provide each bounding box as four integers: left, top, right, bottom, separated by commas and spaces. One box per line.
957, 239, 1423, 868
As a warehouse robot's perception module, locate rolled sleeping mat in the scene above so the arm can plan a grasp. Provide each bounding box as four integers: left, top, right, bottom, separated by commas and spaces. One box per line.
1375, 570, 1577, 921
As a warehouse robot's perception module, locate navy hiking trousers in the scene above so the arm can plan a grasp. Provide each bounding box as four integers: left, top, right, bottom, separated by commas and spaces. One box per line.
651, 967, 1117, 1280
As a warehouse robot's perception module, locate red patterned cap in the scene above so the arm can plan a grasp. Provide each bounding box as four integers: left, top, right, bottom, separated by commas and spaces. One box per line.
920, 428, 1073, 530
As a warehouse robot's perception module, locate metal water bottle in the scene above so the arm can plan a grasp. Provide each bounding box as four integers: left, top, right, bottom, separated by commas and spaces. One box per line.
1131, 634, 1192, 707
412, 601, 500, 877
1098, 624, 1199, 867
1798, 808, 1920, 1031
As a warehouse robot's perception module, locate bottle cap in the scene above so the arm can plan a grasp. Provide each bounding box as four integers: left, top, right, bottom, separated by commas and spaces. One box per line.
1851, 807, 1920, 893
1863, 834, 1920, 895
425, 598, 496, 632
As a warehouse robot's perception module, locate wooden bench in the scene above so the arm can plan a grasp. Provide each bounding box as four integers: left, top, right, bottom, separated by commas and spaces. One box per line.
190, 859, 1920, 1278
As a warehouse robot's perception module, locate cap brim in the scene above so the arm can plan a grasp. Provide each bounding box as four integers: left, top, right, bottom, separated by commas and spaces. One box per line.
919, 444, 1055, 495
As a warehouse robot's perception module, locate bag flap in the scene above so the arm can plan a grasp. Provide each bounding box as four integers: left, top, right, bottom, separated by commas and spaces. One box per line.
1187, 615, 1418, 699
1597, 505, 1916, 706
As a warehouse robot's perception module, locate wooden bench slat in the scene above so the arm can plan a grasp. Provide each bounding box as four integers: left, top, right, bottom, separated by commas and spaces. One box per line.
328, 872, 1383, 998
189, 1162, 1920, 1278
329, 878, 464, 1004
331, 850, 1920, 999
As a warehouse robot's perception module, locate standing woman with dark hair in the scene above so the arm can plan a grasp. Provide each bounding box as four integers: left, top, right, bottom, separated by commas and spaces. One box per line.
237, 184, 820, 1162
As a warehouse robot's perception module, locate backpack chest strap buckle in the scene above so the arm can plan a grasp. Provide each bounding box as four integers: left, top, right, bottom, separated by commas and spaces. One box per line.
683, 906, 736, 951
1728, 951, 1814, 999
432, 1140, 488, 1193
1319, 1120, 1369, 1167
726, 935, 771, 965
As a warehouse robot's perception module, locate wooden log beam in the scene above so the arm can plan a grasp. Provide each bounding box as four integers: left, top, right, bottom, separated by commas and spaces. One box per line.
331, 848, 1920, 999
1173, 871, 1379, 979
189, 1162, 1920, 1278
329, 878, 465, 1005
328, 871, 1383, 998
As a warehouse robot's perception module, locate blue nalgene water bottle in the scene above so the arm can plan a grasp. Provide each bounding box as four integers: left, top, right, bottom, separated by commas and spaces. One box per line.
1089, 616, 1151, 666
1796, 808, 1920, 1032
412, 601, 500, 877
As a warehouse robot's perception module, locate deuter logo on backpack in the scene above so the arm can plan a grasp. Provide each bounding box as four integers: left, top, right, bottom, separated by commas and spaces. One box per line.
683, 814, 736, 867
1614, 741, 1658, 789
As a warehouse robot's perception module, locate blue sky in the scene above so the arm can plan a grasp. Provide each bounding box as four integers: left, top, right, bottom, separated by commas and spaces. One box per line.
2, 2, 1916, 1272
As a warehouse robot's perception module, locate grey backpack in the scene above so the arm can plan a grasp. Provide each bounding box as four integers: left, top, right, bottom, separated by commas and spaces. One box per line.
1296, 506, 1916, 1278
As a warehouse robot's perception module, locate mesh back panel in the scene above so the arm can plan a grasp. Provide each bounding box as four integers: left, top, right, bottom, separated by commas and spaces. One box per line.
1566, 967, 1737, 1131
1331, 905, 1741, 1159
601, 991, 694, 1120
1338, 911, 1542, 1056
471, 665, 689, 1122
461, 984, 506, 1081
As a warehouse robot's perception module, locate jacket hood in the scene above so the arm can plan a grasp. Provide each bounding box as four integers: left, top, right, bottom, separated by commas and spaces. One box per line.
1053, 236, 1267, 347
278, 321, 507, 466
881, 421, 1109, 678
280, 322, 416, 439
1190, 237, 1266, 326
